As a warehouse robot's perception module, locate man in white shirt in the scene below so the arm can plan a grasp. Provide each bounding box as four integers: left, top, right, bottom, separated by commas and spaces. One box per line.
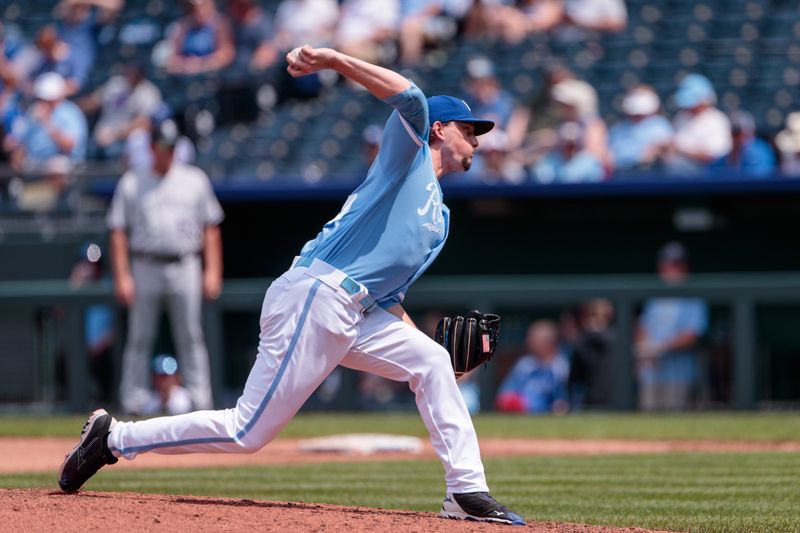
666, 73, 732, 175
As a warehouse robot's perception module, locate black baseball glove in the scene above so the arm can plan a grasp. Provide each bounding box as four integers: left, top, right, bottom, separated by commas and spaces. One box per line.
434, 310, 501, 378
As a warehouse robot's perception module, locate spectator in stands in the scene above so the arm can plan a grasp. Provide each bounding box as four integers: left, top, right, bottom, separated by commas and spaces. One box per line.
475, 0, 564, 44
470, 128, 526, 184
273, 0, 339, 52
55, 0, 124, 93
530, 121, 604, 183
569, 298, 614, 409
495, 320, 570, 414
636, 242, 709, 411
6, 73, 87, 172
334, 0, 400, 65
273, 0, 339, 100
226, 0, 279, 71
398, 0, 462, 66
609, 85, 673, 173
550, 77, 610, 171
519, 61, 575, 165
665, 74, 732, 175
79, 63, 163, 159
775, 112, 800, 177
561, 0, 627, 34
20, 26, 85, 97
711, 110, 776, 178
0, 27, 24, 157
167, 0, 235, 75
463, 56, 528, 150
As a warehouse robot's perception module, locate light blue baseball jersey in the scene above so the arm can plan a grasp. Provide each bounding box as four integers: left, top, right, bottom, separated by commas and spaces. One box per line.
299, 83, 448, 308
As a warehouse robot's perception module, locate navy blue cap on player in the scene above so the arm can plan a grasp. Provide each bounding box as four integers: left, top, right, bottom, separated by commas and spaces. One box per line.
427, 95, 495, 136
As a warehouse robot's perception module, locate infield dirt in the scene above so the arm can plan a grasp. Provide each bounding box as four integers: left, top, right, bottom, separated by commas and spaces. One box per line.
1, 488, 674, 532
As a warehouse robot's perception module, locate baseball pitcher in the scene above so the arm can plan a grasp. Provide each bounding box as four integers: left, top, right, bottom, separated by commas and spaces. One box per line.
60, 45, 524, 526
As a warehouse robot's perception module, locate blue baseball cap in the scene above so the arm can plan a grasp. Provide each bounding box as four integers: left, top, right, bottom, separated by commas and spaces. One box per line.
427, 95, 494, 136
674, 74, 716, 109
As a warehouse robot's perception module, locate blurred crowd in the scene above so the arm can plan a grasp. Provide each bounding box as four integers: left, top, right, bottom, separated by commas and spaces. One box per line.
2, 0, 800, 211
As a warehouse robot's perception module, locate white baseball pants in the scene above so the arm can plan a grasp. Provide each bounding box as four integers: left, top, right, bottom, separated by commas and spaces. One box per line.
108, 259, 489, 493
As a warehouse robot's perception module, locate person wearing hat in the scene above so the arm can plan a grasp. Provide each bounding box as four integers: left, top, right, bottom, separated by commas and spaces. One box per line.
61, 44, 525, 526
530, 120, 605, 183
666, 73, 732, 174
608, 84, 673, 172
7, 72, 87, 174
106, 118, 224, 416
711, 110, 776, 178
549, 77, 611, 173
635, 242, 709, 411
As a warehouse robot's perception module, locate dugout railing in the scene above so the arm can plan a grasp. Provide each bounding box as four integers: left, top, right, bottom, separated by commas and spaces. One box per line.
2, 272, 800, 412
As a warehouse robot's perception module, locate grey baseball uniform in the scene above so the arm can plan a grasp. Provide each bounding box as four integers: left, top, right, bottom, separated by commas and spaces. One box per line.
107, 162, 224, 414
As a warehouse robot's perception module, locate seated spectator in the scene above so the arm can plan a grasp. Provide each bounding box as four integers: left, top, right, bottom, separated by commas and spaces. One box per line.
6, 73, 88, 172
463, 56, 528, 150
226, 0, 279, 71
776, 112, 800, 177
530, 121, 604, 183
273, 0, 339, 52
273, 0, 339, 100
167, 0, 235, 75
495, 320, 570, 414
562, 0, 627, 33
476, 0, 564, 44
398, 0, 461, 66
334, 0, 400, 65
665, 74, 732, 175
550, 77, 611, 170
711, 111, 776, 178
519, 61, 575, 164
55, 0, 124, 94
0, 27, 24, 155
22, 26, 85, 97
609, 85, 673, 172
636, 242, 709, 411
470, 128, 526, 185
78, 63, 163, 159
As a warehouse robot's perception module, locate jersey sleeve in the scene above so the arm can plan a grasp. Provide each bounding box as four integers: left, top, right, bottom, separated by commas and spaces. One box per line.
197, 169, 225, 226
106, 174, 134, 230
375, 83, 429, 182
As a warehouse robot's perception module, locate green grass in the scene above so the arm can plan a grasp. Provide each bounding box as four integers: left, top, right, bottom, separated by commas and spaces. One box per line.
3, 453, 799, 533
1, 412, 799, 441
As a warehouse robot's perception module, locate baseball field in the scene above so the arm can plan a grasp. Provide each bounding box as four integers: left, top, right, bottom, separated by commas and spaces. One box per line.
1, 412, 798, 532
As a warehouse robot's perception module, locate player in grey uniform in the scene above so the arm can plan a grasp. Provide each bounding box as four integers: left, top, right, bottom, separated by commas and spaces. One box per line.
107, 120, 224, 414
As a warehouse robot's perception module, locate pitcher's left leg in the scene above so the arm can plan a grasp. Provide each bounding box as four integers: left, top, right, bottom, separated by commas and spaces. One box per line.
340, 308, 487, 493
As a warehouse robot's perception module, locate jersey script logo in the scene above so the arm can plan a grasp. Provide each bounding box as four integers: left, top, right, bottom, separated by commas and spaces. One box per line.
417, 181, 443, 234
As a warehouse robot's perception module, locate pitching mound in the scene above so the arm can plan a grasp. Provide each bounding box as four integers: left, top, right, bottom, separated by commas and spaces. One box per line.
1, 489, 669, 533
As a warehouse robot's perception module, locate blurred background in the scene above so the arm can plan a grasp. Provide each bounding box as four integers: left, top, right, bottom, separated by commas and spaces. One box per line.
1, 0, 799, 415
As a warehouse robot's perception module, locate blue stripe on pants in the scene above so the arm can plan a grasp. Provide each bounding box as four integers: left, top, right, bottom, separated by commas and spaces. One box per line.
114, 279, 322, 455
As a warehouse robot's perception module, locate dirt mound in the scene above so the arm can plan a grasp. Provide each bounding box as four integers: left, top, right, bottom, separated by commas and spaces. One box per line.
0, 489, 669, 533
